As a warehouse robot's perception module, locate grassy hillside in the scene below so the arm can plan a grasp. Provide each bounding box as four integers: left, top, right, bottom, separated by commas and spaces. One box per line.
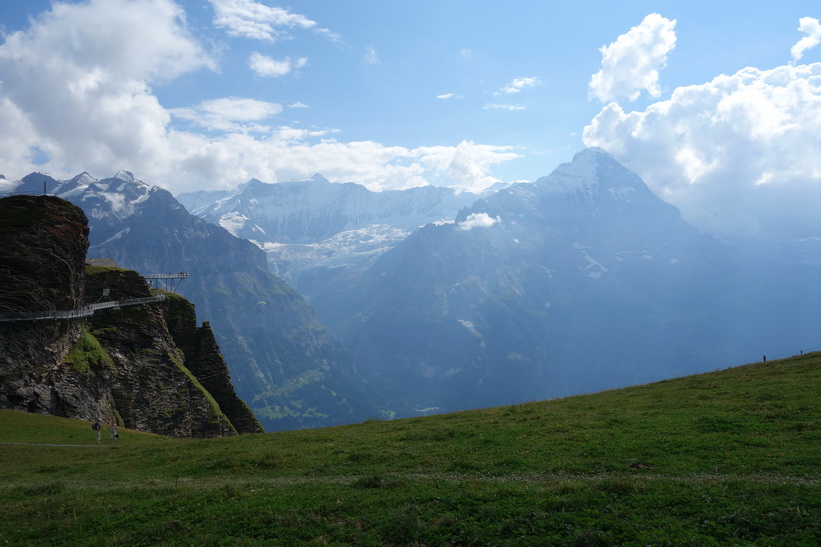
1, 354, 819, 545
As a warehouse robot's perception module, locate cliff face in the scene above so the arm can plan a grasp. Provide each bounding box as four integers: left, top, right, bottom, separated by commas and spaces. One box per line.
0, 196, 96, 417
161, 294, 264, 434
64, 175, 381, 431
0, 195, 262, 437
82, 267, 240, 437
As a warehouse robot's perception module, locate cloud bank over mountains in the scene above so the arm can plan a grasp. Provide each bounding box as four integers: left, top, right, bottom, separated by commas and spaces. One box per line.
585, 13, 821, 240
0, 0, 516, 194
0, 2, 819, 241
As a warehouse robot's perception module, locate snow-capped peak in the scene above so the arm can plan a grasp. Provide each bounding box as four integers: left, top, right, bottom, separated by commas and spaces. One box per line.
70, 172, 97, 186
114, 170, 135, 182
240, 178, 271, 194
534, 147, 650, 203
537, 149, 603, 194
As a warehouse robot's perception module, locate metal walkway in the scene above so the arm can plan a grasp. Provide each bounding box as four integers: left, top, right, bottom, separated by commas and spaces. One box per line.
144, 273, 189, 291
0, 295, 165, 323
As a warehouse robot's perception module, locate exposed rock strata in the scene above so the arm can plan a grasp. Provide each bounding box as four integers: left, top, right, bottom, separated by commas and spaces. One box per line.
0, 195, 262, 437
0, 196, 96, 417
162, 294, 263, 434
8, 172, 383, 431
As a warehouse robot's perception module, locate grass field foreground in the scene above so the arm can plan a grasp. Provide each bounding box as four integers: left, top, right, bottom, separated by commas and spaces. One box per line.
1, 354, 819, 545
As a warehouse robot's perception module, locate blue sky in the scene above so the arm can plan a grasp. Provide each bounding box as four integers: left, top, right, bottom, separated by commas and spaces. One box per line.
1, 1, 820, 239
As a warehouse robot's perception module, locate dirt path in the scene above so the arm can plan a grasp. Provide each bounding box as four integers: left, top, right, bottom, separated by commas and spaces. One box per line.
0, 442, 113, 447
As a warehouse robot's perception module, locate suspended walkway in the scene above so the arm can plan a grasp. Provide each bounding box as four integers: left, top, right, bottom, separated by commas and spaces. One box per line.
144, 273, 189, 291
0, 295, 165, 323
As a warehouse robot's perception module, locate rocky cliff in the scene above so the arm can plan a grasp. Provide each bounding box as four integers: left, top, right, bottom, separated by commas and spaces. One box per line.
8, 171, 383, 431
0, 195, 262, 437
159, 292, 263, 434
0, 196, 92, 416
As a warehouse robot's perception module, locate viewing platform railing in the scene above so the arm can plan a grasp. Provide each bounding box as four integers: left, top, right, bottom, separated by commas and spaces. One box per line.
0, 294, 165, 322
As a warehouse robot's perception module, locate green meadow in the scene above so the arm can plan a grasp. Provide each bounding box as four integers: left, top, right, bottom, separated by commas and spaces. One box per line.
1, 354, 819, 545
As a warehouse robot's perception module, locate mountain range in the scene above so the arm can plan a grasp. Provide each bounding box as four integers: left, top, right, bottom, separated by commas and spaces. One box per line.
6, 172, 382, 431
5, 148, 820, 423
176, 175, 484, 299
185, 148, 821, 416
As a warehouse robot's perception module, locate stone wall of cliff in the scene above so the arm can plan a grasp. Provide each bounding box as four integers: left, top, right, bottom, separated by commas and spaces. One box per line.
0, 195, 262, 437
162, 293, 263, 434
0, 196, 102, 417
83, 267, 238, 437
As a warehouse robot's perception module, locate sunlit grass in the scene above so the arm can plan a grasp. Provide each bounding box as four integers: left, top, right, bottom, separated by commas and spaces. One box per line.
1, 353, 819, 544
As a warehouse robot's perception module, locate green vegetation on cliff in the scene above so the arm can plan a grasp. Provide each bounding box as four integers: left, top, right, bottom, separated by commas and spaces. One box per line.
0, 195, 259, 439
64, 330, 114, 373
1, 353, 819, 544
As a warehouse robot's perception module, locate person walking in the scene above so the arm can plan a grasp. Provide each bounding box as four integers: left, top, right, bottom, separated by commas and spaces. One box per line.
109, 420, 118, 445
92, 419, 102, 444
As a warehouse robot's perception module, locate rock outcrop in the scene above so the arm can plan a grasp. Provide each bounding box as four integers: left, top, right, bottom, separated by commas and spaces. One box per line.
0, 196, 95, 417
0, 195, 263, 437
161, 294, 263, 434
17, 171, 383, 431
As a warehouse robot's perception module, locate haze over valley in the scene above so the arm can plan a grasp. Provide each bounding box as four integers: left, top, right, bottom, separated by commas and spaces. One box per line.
1, 1, 820, 429
5, 146, 820, 425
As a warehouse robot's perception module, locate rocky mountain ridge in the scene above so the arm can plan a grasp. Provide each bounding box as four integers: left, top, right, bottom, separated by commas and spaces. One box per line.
0, 195, 262, 436
309, 148, 821, 415
6, 173, 382, 431
176, 174, 484, 297
8, 148, 819, 424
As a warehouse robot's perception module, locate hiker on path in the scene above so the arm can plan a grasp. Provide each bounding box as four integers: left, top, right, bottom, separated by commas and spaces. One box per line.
109, 420, 118, 445
93, 419, 102, 444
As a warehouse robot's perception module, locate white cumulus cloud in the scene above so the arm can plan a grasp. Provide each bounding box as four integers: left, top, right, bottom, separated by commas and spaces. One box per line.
249, 52, 308, 77
483, 103, 526, 111
415, 140, 520, 193
0, 0, 215, 180
0, 0, 520, 195
364, 46, 380, 65
459, 212, 501, 231
791, 17, 821, 62
589, 13, 677, 103
498, 76, 540, 95
583, 63, 821, 240
208, 0, 315, 41
170, 97, 282, 132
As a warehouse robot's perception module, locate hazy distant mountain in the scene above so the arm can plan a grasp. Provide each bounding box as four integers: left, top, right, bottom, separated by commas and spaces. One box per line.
10, 149, 819, 423
177, 175, 483, 298
8, 171, 382, 431
309, 148, 821, 415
